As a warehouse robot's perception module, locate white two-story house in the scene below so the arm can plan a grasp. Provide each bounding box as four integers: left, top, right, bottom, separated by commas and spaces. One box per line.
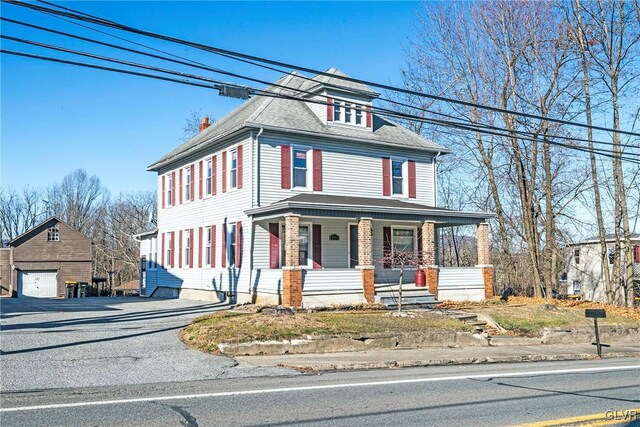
138, 68, 495, 306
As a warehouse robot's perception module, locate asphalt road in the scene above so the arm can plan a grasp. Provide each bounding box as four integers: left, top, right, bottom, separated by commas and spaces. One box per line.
2, 359, 639, 426
0, 297, 293, 391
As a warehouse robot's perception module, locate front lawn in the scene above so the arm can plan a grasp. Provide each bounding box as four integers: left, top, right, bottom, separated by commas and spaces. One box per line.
181, 310, 472, 353
440, 297, 640, 336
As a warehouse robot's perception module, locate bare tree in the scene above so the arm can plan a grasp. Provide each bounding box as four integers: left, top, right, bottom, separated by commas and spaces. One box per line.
0, 187, 46, 244
182, 110, 215, 141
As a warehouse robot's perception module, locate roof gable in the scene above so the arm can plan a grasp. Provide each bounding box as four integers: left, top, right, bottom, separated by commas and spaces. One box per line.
8, 217, 92, 247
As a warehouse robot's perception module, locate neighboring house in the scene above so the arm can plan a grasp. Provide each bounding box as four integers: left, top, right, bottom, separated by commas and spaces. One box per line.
0, 217, 93, 298
114, 279, 141, 296
138, 68, 495, 307
566, 235, 640, 302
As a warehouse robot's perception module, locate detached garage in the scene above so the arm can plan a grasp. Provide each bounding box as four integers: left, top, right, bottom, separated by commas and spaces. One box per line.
1, 217, 93, 298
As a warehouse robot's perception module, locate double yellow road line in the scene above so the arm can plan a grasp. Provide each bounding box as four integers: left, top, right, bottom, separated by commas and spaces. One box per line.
517, 409, 640, 426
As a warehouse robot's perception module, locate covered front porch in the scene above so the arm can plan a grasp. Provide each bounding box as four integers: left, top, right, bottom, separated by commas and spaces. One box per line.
246, 194, 495, 307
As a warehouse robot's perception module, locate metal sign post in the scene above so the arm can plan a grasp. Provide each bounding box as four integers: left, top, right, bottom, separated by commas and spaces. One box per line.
585, 309, 610, 358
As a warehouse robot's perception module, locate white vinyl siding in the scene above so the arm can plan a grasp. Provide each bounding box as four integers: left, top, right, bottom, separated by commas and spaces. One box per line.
258, 133, 435, 206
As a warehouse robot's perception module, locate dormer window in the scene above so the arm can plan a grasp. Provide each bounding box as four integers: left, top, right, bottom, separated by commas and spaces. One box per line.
355, 106, 362, 125
345, 105, 352, 122
333, 102, 341, 121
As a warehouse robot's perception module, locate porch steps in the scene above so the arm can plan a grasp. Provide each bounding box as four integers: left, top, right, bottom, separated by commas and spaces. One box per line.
375, 284, 439, 309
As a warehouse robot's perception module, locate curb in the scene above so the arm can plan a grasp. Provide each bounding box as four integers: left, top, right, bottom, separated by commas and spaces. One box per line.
274, 351, 640, 372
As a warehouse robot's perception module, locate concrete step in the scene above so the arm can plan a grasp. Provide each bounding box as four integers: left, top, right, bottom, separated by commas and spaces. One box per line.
374, 284, 431, 294
378, 295, 438, 308
453, 314, 478, 322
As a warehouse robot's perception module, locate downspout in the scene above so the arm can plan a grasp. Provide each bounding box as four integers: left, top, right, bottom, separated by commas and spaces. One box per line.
433, 152, 442, 207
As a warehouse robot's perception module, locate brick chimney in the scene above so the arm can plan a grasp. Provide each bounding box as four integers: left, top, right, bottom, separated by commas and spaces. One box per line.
198, 116, 211, 133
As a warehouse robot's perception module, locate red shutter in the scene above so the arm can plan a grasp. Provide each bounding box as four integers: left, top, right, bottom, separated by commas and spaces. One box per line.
236, 221, 242, 267
189, 229, 194, 268
382, 157, 391, 196
211, 225, 216, 267
198, 161, 203, 199
190, 164, 195, 201
212, 155, 217, 195
269, 223, 280, 269
634, 245, 640, 263
383, 226, 392, 268
313, 149, 323, 191
178, 230, 183, 268
237, 145, 243, 189
161, 175, 166, 209
221, 223, 227, 268
222, 151, 227, 193
327, 98, 334, 122
312, 224, 322, 269
408, 160, 417, 198
170, 231, 175, 267
198, 227, 203, 268
179, 169, 183, 204
161, 233, 165, 268
281, 145, 291, 189
171, 172, 176, 206
366, 106, 372, 128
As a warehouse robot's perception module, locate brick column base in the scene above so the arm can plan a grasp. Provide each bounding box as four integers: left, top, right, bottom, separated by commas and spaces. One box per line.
424, 267, 438, 299
282, 269, 303, 307
361, 268, 375, 304
482, 266, 494, 299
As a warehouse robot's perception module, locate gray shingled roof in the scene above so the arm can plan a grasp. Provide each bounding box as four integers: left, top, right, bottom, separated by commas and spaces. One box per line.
245, 194, 495, 221
148, 70, 447, 171
298, 67, 380, 97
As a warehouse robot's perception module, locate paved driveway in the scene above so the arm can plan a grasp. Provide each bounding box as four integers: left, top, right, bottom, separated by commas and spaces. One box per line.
0, 297, 291, 392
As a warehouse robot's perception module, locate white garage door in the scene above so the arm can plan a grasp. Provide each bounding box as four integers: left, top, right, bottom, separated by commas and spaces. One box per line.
19, 271, 58, 298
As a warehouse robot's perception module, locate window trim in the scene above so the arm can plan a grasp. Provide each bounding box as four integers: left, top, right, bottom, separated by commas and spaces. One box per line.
572, 280, 581, 294
328, 98, 368, 127
166, 174, 173, 207
205, 158, 213, 197
204, 226, 212, 267
183, 230, 190, 269
47, 225, 60, 242
166, 233, 172, 267
390, 157, 408, 197
389, 225, 418, 269
184, 166, 192, 203
291, 145, 313, 191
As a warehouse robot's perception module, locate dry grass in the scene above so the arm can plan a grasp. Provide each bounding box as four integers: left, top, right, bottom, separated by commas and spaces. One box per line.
439, 297, 640, 336
180, 310, 472, 353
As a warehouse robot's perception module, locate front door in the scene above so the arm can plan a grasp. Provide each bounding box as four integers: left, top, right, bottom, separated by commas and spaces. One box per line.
349, 225, 359, 268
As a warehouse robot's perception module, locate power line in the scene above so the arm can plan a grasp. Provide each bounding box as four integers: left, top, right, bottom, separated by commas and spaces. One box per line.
3, 40, 639, 165
4, 17, 637, 154
7, 0, 640, 138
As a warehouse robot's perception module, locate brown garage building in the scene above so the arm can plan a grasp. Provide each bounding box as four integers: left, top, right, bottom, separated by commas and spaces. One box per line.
0, 217, 93, 298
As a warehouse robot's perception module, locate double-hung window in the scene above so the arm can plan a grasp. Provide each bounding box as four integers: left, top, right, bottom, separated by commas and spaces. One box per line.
230, 148, 238, 189
355, 106, 362, 125
574, 248, 580, 265
185, 167, 192, 202
299, 225, 310, 266
572, 280, 581, 294
47, 225, 60, 242
166, 234, 172, 266
293, 148, 308, 188
608, 247, 615, 265
345, 104, 352, 123
228, 224, 237, 266
205, 159, 212, 195
205, 227, 212, 266
333, 101, 342, 121
184, 231, 190, 267
167, 174, 173, 206
392, 159, 404, 196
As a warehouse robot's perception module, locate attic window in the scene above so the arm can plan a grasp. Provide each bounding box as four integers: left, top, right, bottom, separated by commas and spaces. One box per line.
48, 225, 60, 242
331, 99, 367, 127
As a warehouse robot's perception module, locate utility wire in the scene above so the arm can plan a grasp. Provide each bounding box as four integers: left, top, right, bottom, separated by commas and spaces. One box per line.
7, 0, 640, 138
5, 45, 638, 166
4, 17, 637, 154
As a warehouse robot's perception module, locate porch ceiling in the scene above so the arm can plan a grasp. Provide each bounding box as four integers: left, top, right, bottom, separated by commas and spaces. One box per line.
245, 194, 495, 225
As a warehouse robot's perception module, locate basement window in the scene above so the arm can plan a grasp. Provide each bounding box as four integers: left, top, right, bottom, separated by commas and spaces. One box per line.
47, 225, 60, 242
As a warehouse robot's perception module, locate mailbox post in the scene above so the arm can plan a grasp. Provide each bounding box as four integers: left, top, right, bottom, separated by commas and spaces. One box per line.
585, 309, 609, 358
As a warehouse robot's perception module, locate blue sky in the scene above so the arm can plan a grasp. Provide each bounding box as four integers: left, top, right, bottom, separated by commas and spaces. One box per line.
1, 1, 421, 195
